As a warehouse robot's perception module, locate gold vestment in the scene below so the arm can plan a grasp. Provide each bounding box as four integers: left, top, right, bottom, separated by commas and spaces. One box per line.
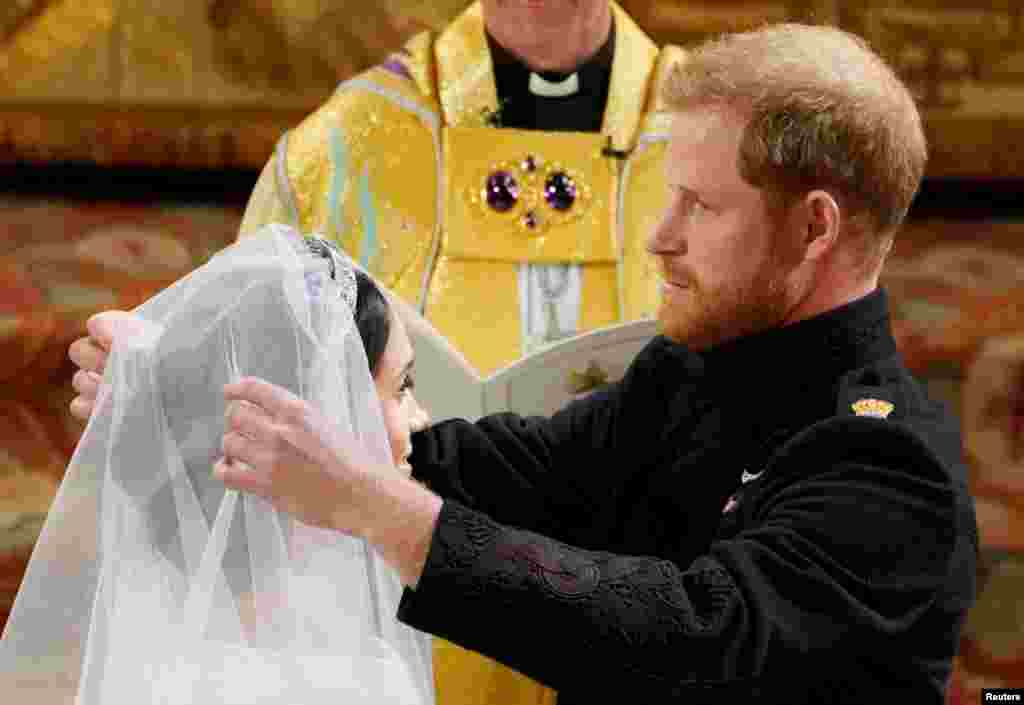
238, 4, 684, 703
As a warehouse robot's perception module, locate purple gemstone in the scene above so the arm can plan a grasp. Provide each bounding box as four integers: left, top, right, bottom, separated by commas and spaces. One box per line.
380, 57, 413, 81
485, 171, 519, 212
523, 210, 538, 229
545, 172, 577, 211
522, 155, 537, 172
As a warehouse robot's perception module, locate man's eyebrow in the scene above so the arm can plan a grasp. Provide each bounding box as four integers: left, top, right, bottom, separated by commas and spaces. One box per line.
666, 182, 697, 196
401, 358, 415, 376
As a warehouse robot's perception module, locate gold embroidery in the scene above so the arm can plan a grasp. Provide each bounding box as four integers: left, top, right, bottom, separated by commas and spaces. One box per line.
466, 155, 593, 236
852, 398, 895, 418
445, 127, 614, 264
567, 361, 610, 395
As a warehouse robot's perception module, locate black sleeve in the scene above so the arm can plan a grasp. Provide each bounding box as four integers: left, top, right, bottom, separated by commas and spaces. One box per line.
397, 417, 964, 699
408, 336, 696, 545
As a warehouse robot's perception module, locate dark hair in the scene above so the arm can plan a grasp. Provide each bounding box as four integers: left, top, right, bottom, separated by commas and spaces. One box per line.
308, 237, 393, 376
354, 269, 391, 377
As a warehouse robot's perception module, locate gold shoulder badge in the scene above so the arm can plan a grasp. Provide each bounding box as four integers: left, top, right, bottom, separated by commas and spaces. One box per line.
852, 398, 894, 419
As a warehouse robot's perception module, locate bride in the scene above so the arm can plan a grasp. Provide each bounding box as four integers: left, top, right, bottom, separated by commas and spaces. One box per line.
0, 225, 435, 704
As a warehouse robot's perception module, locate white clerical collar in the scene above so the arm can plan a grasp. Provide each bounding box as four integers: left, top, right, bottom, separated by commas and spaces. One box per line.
528, 72, 580, 98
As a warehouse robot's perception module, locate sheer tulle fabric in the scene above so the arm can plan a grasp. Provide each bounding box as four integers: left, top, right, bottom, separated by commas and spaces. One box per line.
0, 225, 434, 704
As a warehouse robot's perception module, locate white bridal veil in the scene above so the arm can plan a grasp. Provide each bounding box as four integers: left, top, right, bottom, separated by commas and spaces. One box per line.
0, 225, 434, 704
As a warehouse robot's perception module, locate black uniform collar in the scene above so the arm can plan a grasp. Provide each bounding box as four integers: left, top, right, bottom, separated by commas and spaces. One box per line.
697, 288, 899, 386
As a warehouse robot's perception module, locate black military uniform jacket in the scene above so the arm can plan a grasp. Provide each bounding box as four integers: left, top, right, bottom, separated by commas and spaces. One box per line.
399, 289, 978, 704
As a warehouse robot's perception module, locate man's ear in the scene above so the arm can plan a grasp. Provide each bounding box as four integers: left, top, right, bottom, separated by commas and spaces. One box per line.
799, 190, 841, 261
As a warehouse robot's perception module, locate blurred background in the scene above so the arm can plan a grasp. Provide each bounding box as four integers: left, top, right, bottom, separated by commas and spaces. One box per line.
0, 2, 1021, 701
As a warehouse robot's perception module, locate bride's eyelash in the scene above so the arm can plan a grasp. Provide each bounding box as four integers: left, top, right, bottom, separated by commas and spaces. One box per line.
400, 374, 415, 392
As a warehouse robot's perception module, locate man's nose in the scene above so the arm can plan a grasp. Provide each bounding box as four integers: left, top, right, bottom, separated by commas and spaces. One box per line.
646, 212, 685, 256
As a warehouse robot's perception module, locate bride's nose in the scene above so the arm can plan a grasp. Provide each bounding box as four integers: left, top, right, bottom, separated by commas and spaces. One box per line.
409, 395, 431, 432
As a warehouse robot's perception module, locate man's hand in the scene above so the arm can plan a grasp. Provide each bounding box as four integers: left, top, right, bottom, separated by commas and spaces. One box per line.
215, 377, 441, 587
68, 311, 150, 421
